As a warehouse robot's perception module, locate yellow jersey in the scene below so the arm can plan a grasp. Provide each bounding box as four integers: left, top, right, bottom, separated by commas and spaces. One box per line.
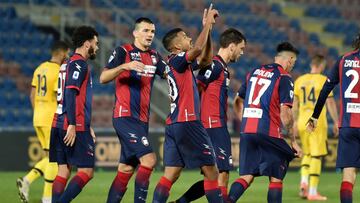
294, 73, 333, 130
31, 61, 60, 127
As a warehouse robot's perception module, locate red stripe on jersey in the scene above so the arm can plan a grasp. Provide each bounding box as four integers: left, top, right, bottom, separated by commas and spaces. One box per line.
139, 52, 153, 122
244, 118, 259, 133
269, 78, 281, 138
114, 68, 131, 118
66, 86, 80, 91
339, 57, 344, 126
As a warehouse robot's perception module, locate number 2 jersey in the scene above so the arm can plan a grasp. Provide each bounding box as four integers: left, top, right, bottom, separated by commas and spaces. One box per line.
314, 49, 360, 127
52, 53, 92, 132
238, 63, 294, 138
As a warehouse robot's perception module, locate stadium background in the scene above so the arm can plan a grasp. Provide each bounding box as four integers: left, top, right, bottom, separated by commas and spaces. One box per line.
0, 0, 359, 202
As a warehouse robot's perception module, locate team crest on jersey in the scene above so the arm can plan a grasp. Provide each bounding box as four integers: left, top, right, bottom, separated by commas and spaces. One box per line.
151, 55, 157, 65
72, 71, 79, 80
204, 69, 212, 79
130, 52, 141, 61
141, 136, 149, 146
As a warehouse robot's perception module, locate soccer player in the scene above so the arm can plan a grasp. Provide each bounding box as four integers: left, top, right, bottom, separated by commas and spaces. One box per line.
17, 41, 70, 203
229, 42, 302, 203
307, 33, 360, 203
100, 17, 168, 203
293, 54, 339, 200
152, 5, 223, 203
172, 28, 247, 202
49, 25, 99, 203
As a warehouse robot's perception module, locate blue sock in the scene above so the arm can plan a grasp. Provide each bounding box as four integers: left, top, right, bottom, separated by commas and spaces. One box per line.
204, 179, 223, 203
177, 180, 204, 203
152, 176, 172, 203
134, 165, 152, 203
106, 171, 133, 203
267, 182, 282, 203
58, 172, 90, 203
228, 178, 249, 203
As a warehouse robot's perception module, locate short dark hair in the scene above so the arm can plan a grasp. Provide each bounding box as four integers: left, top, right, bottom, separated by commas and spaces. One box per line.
71, 26, 98, 48
311, 54, 326, 66
219, 28, 246, 48
353, 32, 360, 50
276, 42, 299, 55
162, 28, 183, 52
51, 40, 69, 54
135, 17, 154, 25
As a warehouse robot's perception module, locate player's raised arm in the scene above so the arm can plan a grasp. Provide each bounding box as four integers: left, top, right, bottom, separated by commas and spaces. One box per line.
187, 4, 218, 62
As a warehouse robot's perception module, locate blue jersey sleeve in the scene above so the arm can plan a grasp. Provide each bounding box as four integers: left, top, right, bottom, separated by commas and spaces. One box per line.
237, 73, 250, 99
155, 53, 168, 78
169, 51, 191, 73
66, 60, 88, 93
279, 75, 294, 107
197, 61, 222, 87
311, 58, 340, 118
105, 47, 126, 69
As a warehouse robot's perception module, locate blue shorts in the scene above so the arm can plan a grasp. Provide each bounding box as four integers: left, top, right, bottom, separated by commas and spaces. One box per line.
113, 117, 152, 167
164, 120, 216, 169
49, 127, 95, 168
207, 127, 233, 172
336, 128, 360, 169
239, 133, 295, 180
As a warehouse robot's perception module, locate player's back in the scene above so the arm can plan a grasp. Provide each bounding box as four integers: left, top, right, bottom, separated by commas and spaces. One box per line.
337, 49, 360, 127
240, 63, 294, 138
31, 61, 60, 127
294, 73, 330, 129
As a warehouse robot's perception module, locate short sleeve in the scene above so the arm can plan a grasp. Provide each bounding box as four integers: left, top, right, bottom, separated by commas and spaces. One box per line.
169, 51, 191, 73
155, 53, 168, 78
196, 61, 222, 86
65, 60, 88, 92
31, 68, 38, 87
279, 75, 294, 107
105, 47, 127, 69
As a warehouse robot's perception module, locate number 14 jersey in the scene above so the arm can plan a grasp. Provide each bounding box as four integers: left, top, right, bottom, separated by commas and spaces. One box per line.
238, 63, 294, 138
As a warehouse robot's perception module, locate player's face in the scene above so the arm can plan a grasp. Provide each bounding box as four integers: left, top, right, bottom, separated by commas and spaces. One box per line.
134, 22, 155, 48
230, 41, 246, 63
176, 31, 192, 51
61, 49, 70, 63
88, 36, 99, 60
284, 52, 297, 72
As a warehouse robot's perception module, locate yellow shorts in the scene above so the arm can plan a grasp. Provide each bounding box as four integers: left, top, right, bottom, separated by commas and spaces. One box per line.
298, 125, 328, 157
34, 126, 51, 150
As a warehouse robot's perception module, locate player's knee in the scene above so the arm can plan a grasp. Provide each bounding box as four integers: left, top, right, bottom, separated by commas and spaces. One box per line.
202, 165, 219, 181
342, 167, 357, 184
118, 164, 135, 174
139, 153, 157, 168
57, 165, 71, 179
79, 168, 94, 179
218, 171, 229, 186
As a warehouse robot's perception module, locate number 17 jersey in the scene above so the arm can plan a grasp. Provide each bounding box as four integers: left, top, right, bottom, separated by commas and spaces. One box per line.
238, 63, 294, 138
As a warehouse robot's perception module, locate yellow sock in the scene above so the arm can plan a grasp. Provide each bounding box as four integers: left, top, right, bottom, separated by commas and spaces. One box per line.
300, 154, 311, 184
43, 162, 58, 198
309, 157, 322, 195
25, 157, 48, 184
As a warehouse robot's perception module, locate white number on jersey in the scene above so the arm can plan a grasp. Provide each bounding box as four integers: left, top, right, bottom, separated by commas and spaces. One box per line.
248, 77, 271, 105
167, 75, 179, 113
344, 69, 359, 99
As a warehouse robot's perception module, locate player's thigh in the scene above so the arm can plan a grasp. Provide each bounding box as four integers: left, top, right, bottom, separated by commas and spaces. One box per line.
72, 131, 95, 168
174, 121, 216, 169
42, 126, 52, 150
298, 127, 310, 155
34, 126, 46, 149
239, 133, 260, 176
163, 125, 184, 168
336, 128, 360, 168
309, 126, 328, 156
207, 127, 233, 171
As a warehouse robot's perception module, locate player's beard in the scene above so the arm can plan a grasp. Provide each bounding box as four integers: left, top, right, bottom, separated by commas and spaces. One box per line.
88, 46, 96, 60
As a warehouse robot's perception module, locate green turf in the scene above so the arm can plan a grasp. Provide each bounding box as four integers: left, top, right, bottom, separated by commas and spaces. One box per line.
3, 170, 359, 202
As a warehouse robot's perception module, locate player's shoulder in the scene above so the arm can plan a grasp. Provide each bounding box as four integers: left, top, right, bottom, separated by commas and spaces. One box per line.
69, 55, 87, 70
121, 43, 134, 52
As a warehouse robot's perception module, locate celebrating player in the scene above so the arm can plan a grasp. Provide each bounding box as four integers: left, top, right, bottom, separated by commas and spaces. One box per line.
172, 28, 246, 202
50, 26, 99, 203
100, 17, 168, 203
152, 5, 223, 203
17, 41, 69, 203
307, 33, 360, 203
229, 42, 302, 203
293, 54, 338, 200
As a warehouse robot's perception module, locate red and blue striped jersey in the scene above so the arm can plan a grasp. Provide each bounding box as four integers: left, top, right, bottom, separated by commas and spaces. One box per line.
52, 53, 93, 131
325, 50, 360, 127
197, 55, 230, 128
165, 52, 201, 124
105, 44, 167, 123
238, 63, 294, 138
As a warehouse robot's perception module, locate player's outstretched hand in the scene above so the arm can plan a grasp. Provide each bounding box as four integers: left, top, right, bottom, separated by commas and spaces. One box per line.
64, 125, 76, 147
125, 61, 145, 73
291, 141, 303, 158
90, 127, 96, 143
306, 117, 317, 132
